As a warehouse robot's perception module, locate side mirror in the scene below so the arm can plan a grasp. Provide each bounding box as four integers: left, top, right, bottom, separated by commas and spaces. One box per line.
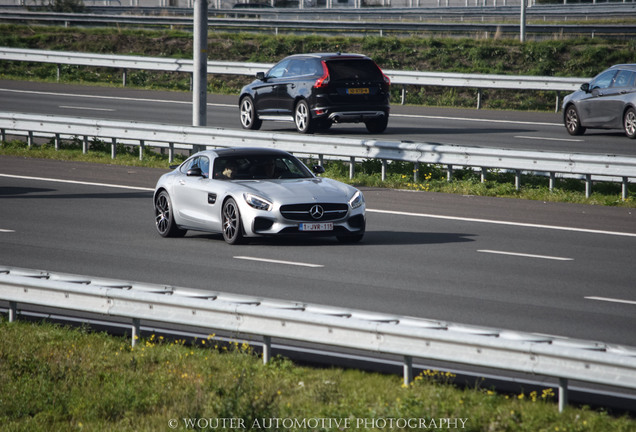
313, 165, 325, 175
256, 71, 266, 81
187, 167, 203, 177
580, 83, 590, 93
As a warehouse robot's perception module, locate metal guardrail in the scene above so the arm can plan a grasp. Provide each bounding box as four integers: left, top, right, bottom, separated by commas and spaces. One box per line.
2, 266, 636, 413
1, 112, 634, 198
0, 47, 588, 109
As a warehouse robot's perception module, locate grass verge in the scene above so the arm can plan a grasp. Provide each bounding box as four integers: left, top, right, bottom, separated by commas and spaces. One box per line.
2, 139, 634, 208
1, 319, 635, 432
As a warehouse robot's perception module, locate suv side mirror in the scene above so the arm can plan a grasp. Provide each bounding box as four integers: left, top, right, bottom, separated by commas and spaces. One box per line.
256, 72, 265, 81
580, 83, 590, 93
312, 165, 325, 175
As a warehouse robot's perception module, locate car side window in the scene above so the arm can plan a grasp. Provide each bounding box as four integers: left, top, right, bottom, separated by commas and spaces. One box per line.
267, 59, 290, 79
590, 70, 617, 90
302, 59, 323, 77
198, 156, 210, 178
180, 156, 209, 178
285, 59, 304, 77
180, 157, 195, 174
612, 70, 635, 88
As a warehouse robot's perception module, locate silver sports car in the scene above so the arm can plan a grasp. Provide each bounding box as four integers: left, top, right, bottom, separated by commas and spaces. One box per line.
153, 148, 366, 244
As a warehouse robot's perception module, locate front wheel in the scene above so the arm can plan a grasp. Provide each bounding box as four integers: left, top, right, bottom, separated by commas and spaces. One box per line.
222, 198, 244, 245
564, 105, 586, 136
624, 107, 636, 139
154, 191, 187, 238
294, 100, 314, 134
239, 96, 262, 130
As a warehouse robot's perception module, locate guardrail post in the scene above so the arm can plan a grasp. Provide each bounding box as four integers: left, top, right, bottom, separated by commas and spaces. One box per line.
476, 89, 482, 109
8, 301, 17, 322
169, 143, 175, 163
1, 128, 5, 143
262, 335, 271, 365
481, 167, 487, 183
55, 133, 60, 151
558, 378, 568, 412
56, 64, 61, 82
555, 92, 561, 113
111, 138, 117, 159
139, 140, 145, 161
82, 136, 88, 154
123, 69, 127, 87
549, 172, 556, 191
585, 174, 592, 198
622, 177, 628, 201
349, 156, 355, 179
515, 170, 521, 191
401, 86, 406, 105
131, 318, 140, 348
447, 165, 453, 182
414, 162, 419, 182
403, 355, 413, 386
381, 160, 387, 181
28, 131, 33, 148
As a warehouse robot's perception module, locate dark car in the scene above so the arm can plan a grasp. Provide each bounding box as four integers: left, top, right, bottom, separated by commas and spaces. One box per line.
563, 64, 636, 139
238, 53, 391, 134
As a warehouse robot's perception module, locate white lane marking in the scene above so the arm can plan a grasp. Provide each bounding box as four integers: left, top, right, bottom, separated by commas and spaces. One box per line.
392, 113, 561, 127
59, 105, 115, 112
367, 209, 636, 238
234, 256, 323, 268
0, 229, 15, 233
0, 88, 234, 108
514, 135, 583, 142
3, 174, 635, 239
585, 296, 636, 306
477, 249, 573, 261
0, 174, 154, 191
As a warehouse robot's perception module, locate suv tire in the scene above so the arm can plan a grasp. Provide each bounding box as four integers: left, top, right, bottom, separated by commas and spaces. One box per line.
240, 96, 262, 130
294, 100, 315, 134
365, 115, 389, 134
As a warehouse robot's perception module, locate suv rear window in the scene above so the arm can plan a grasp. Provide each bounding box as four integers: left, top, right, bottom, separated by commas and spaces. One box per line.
325, 59, 383, 82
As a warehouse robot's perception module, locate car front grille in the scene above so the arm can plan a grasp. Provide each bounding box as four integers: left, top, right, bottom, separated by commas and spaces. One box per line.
280, 203, 348, 222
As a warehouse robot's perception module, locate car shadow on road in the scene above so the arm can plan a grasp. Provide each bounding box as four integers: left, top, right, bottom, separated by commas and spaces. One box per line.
187, 231, 475, 246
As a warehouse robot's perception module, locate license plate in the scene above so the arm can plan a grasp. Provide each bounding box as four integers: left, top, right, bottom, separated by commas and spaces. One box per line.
299, 222, 333, 232
347, 87, 369, 95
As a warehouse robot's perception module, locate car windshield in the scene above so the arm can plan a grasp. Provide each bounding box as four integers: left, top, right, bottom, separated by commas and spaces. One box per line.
212, 155, 314, 180
326, 59, 383, 82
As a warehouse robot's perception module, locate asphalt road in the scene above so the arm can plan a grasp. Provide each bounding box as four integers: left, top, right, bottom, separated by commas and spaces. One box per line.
2, 79, 636, 156
1, 157, 635, 348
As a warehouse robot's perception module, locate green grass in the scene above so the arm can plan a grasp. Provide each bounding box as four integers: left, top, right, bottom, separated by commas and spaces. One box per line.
2, 139, 634, 207
1, 319, 635, 432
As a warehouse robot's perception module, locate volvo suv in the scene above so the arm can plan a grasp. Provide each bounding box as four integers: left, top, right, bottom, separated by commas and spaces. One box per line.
238, 53, 391, 134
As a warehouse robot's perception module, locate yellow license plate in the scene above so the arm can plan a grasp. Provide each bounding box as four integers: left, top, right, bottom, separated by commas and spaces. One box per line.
347, 88, 370, 95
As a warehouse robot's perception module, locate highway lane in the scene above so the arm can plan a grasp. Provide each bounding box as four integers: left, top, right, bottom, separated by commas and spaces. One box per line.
3, 79, 636, 156
1, 157, 635, 347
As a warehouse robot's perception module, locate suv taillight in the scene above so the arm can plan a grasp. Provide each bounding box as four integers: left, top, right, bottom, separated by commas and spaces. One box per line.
314, 60, 330, 88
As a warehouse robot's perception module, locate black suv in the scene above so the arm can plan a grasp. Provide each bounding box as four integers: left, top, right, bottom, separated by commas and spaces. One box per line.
238, 53, 391, 134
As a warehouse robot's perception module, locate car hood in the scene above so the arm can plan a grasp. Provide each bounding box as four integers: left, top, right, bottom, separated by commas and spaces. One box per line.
234, 177, 356, 204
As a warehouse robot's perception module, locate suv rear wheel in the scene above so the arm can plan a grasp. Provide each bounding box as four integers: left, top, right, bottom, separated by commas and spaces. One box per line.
365, 115, 389, 134
294, 100, 314, 134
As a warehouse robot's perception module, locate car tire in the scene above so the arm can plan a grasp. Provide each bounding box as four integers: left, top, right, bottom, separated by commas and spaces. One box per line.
365, 115, 388, 134
294, 100, 314, 134
222, 197, 245, 245
239, 96, 262, 130
154, 190, 187, 238
624, 107, 636, 139
564, 105, 586, 136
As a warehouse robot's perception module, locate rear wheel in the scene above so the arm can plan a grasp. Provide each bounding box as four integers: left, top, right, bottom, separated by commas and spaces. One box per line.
564, 105, 586, 136
624, 107, 636, 139
222, 198, 244, 245
365, 115, 388, 134
239, 96, 262, 130
154, 191, 186, 238
294, 100, 314, 134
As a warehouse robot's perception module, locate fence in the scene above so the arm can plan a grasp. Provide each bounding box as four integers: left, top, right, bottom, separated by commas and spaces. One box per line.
0, 47, 588, 109
1, 112, 635, 198
2, 266, 636, 413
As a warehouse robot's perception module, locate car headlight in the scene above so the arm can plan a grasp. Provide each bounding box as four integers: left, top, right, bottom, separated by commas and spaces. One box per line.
349, 190, 364, 209
244, 193, 272, 211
